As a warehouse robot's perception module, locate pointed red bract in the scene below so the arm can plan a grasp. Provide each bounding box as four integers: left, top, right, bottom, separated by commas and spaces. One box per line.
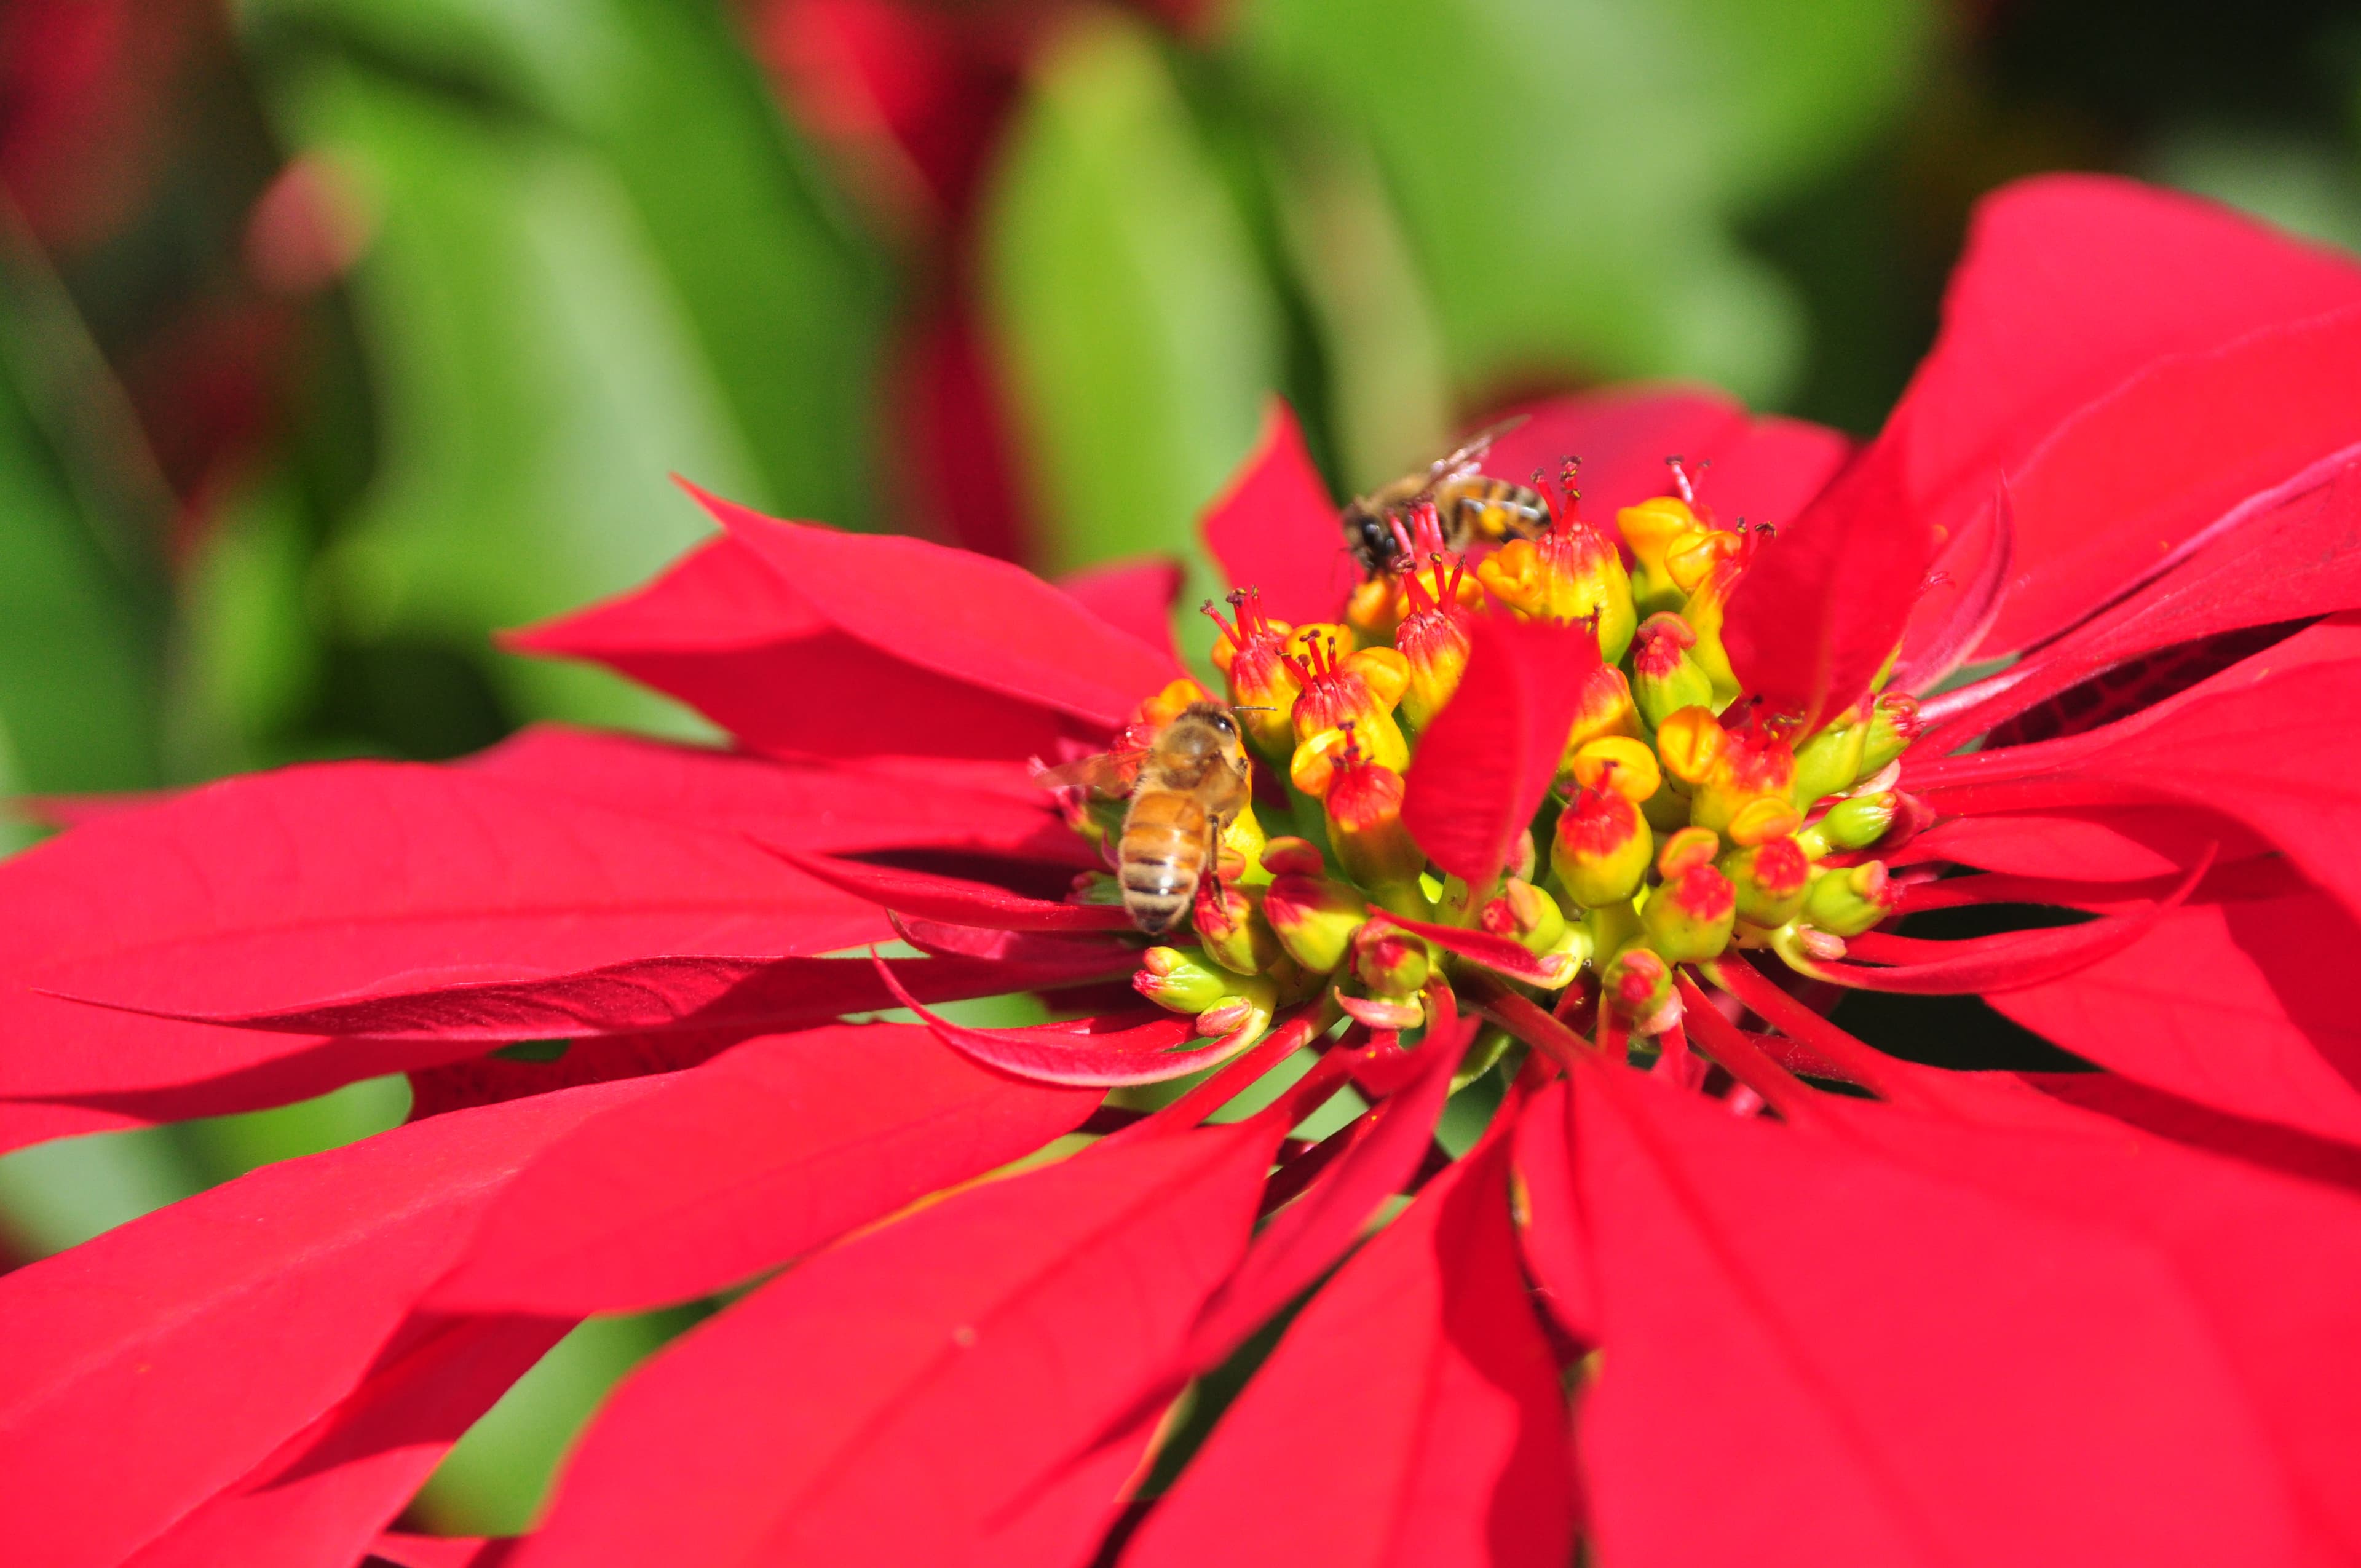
429, 1024, 1099, 1314
1401, 615, 1601, 889
371, 1535, 513, 1568
874, 958, 1256, 1087
120, 1318, 564, 1568
0, 1080, 660, 1567
1366, 908, 1567, 985
512, 1117, 1283, 1568
1199, 398, 1347, 623
691, 480, 1175, 727
1573, 1059, 2361, 1565
1125, 1128, 1574, 1568
10, 762, 888, 1047
1723, 428, 1942, 732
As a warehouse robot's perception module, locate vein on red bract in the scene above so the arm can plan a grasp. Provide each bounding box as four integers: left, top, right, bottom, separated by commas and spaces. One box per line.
1123, 1124, 1574, 1568
1401, 614, 1601, 889
1483, 387, 1849, 534
1572, 1059, 2361, 1566
1510, 1077, 1596, 1344
0, 1079, 662, 1567
1198, 397, 1347, 624
1901, 805, 2269, 881
119, 1317, 565, 1568
1723, 426, 1941, 733
1057, 556, 1188, 668
97, 947, 1123, 1047
510, 1117, 1284, 1568
778, 848, 1138, 932
427, 1023, 1099, 1315
689, 480, 1176, 728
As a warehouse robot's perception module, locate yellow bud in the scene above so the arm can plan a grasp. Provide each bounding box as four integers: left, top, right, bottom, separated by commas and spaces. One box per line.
1345, 646, 1410, 709
1655, 706, 1725, 785
1726, 793, 1805, 847
1571, 736, 1661, 802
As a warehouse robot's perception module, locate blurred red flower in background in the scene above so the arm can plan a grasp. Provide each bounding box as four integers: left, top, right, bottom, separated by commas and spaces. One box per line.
5, 175, 2361, 1566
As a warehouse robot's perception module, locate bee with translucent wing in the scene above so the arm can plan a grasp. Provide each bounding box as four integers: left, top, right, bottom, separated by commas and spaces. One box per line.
1339, 418, 1549, 577
1036, 703, 1253, 935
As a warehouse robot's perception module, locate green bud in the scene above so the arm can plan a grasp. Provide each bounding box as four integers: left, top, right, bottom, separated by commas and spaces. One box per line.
1800, 791, 1898, 858
1718, 837, 1812, 928
1192, 878, 1281, 975
1551, 788, 1651, 909
1264, 873, 1370, 973
1133, 946, 1235, 1014
1857, 692, 1923, 780
1630, 613, 1717, 731
1640, 865, 1737, 964
1790, 709, 1869, 807
1802, 860, 1897, 938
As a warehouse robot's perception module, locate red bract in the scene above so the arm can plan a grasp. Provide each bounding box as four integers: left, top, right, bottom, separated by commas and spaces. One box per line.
6, 175, 2361, 1566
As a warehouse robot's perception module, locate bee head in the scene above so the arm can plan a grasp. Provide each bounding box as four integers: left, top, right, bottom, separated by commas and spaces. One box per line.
1342, 505, 1398, 577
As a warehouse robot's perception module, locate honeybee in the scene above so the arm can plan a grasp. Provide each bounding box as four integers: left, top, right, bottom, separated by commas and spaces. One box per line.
1342, 418, 1549, 577
1037, 702, 1252, 935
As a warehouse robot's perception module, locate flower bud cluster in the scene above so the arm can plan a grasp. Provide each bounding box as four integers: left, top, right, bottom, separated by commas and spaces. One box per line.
1104, 462, 1915, 1063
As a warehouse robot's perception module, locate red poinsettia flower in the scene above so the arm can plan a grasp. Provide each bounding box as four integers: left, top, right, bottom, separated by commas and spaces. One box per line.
7, 173, 2361, 1567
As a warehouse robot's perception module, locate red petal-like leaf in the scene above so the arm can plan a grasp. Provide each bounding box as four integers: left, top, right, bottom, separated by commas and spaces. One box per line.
512, 540, 1103, 772
371, 1535, 513, 1568
1877, 175, 2361, 661
1199, 398, 1347, 624
1920, 641, 2361, 922
1573, 1059, 2361, 1564
1810, 850, 2207, 994
1991, 890, 2361, 1147
1182, 1012, 1466, 1365
1923, 444, 2361, 749
512, 1117, 1283, 1568
86, 951, 1123, 1044
778, 848, 1137, 932
1512, 1078, 1596, 1344
1058, 556, 1186, 668
0, 1081, 658, 1566
429, 1023, 1098, 1315
693, 481, 1174, 727
1124, 1130, 1574, 1568
10, 761, 887, 1055
466, 725, 1082, 862
1402, 614, 1600, 889
2025, 1073, 2361, 1195
1985, 307, 2361, 656
1723, 427, 1942, 732
122, 1317, 564, 1568
872, 959, 1252, 1087
1903, 804, 2268, 881
1485, 386, 1848, 534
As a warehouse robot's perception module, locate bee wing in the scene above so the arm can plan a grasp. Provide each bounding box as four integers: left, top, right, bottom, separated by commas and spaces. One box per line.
1032, 749, 1145, 798
1429, 414, 1531, 482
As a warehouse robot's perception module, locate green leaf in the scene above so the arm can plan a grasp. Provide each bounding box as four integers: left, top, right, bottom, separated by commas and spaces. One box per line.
1233, 0, 1932, 403
0, 244, 164, 794
984, 14, 1284, 581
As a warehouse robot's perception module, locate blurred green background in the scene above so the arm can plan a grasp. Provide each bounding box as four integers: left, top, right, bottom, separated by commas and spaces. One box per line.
4, 0, 2359, 1534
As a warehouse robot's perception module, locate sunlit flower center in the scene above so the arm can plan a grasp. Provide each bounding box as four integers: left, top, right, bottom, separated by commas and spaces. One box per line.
1101, 462, 1927, 1059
